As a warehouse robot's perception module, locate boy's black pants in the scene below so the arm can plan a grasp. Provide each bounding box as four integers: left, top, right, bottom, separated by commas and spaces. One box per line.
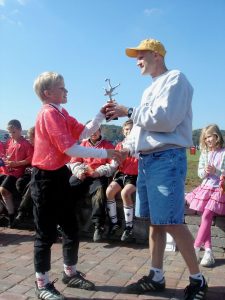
31, 166, 79, 273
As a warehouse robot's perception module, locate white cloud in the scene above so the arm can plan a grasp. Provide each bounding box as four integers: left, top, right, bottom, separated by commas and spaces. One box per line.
0, 0, 5, 6
144, 8, 162, 16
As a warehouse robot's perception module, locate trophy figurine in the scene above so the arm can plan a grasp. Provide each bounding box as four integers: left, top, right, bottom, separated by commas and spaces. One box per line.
104, 78, 120, 120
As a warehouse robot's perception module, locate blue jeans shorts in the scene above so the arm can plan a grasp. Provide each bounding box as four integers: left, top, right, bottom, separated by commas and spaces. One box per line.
135, 148, 187, 225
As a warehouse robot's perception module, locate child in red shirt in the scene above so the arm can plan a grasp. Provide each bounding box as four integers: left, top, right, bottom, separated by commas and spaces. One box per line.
68, 127, 116, 242
31, 71, 121, 300
106, 119, 138, 241
0, 119, 33, 227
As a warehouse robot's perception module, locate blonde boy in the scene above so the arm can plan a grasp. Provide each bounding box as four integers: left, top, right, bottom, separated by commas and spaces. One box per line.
31, 71, 121, 300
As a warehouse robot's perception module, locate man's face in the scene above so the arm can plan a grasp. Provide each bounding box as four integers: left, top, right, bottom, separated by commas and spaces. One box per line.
136, 50, 156, 76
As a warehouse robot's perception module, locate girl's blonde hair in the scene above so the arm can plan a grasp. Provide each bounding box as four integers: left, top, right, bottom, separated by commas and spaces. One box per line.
199, 124, 224, 150
33, 71, 64, 101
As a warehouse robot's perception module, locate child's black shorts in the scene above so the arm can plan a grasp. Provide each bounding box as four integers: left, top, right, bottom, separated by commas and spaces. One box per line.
113, 171, 137, 188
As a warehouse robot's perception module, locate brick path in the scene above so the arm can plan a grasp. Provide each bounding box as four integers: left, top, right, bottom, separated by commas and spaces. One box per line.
0, 226, 225, 300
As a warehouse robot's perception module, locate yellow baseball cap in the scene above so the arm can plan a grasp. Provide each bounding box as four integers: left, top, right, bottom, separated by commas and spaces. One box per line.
126, 39, 166, 58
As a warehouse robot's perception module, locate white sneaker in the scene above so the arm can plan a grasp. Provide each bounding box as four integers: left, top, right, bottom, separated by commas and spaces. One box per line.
200, 250, 215, 267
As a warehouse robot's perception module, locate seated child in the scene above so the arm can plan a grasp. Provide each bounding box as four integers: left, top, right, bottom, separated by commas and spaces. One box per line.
68, 126, 116, 242
0, 120, 33, 227
14, 126, 35, 224
106, 119, 138, 241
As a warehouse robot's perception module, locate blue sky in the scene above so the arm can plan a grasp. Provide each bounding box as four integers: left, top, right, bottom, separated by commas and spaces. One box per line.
1, 0, 225, 131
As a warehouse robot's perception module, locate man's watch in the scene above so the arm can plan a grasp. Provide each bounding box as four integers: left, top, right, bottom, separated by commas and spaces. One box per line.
127, 107, 133, 118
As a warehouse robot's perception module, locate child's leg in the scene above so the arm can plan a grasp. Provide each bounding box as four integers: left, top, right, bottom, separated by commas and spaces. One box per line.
121, 184, 136, 228
194, 209, 215, 249
0, 176, 17, 216
106, 181, 121, 224
0, 187, 14, 214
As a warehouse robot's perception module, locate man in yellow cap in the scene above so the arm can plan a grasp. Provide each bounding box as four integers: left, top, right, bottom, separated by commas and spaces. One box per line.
106, 38, 208, 300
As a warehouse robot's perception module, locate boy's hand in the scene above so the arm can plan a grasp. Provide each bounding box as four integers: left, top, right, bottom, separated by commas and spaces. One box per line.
106, 149, 123, 164
77, 171, 86, 181
90, 171, 100, 178
120, 149, 130, 161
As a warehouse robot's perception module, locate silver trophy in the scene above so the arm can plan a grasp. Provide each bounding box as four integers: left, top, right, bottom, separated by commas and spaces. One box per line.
104, 78, 120, 120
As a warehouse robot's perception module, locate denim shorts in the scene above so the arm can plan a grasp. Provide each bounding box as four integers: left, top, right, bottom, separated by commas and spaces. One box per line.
135, 148, 187, 225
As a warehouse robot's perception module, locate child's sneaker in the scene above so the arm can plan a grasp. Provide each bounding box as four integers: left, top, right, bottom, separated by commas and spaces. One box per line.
125, 270, 165, 294
108, 222, 120, 236
35, 279, 65, 300
62, 271, 95, 290
93, 226, 104, 242
121, 226, 133, 241
184, 276, 208, 300
200, 250, 215, 267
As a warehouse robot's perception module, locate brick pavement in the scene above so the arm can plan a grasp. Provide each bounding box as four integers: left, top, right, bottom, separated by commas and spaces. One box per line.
0, 226, 225, 300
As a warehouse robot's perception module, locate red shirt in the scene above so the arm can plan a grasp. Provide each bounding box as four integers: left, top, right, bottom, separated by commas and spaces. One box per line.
115, 142, 138, 175
32, 104, 85, 170
3, 137, 33, 178
70, 138, 114, 172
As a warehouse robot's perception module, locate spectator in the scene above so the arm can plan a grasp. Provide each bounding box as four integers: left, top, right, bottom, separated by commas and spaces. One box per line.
14, 126, 35, 225
186, 124, 225, 267
106, 119, 138, 241
0, 120, 33, 227
68, 126, 116, 242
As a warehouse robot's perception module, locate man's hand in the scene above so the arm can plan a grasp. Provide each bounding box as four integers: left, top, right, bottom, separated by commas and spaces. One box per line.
105, 101, 128, 121
100, 100, 116, 115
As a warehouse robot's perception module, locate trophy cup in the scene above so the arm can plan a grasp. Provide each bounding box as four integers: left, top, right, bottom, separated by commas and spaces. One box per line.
104, 78, 120, 121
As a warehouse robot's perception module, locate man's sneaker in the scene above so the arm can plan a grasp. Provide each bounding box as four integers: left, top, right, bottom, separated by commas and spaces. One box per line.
125, 270, 165, 294
121, 226, 133, 242
184, 276, 208, 300
108, 222, 120, 236
200, 250, 215, 267
93, 226, 104, 242
62, 271, 95, 290
35, 279, 65, 300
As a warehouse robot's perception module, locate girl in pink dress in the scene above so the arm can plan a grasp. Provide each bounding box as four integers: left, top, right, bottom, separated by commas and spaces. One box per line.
186, 124, 225, 267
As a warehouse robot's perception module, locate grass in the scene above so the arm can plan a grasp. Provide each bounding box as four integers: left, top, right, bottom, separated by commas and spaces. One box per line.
185, 149, 201, 192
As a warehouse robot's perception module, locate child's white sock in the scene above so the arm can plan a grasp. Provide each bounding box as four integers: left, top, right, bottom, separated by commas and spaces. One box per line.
123, 205, 134, 228
106, 199, 118, 224
64, 264, 76, 277
36, 272, 49, 288
205, 248, 212, 253
190, 273, 204, 286
150, 267, 164, 282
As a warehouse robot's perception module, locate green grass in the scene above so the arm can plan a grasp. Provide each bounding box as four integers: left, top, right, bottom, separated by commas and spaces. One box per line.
186, 149, 201, 192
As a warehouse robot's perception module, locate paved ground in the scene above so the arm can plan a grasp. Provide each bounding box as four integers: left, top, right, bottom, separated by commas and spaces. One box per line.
0, 226, 225, 300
